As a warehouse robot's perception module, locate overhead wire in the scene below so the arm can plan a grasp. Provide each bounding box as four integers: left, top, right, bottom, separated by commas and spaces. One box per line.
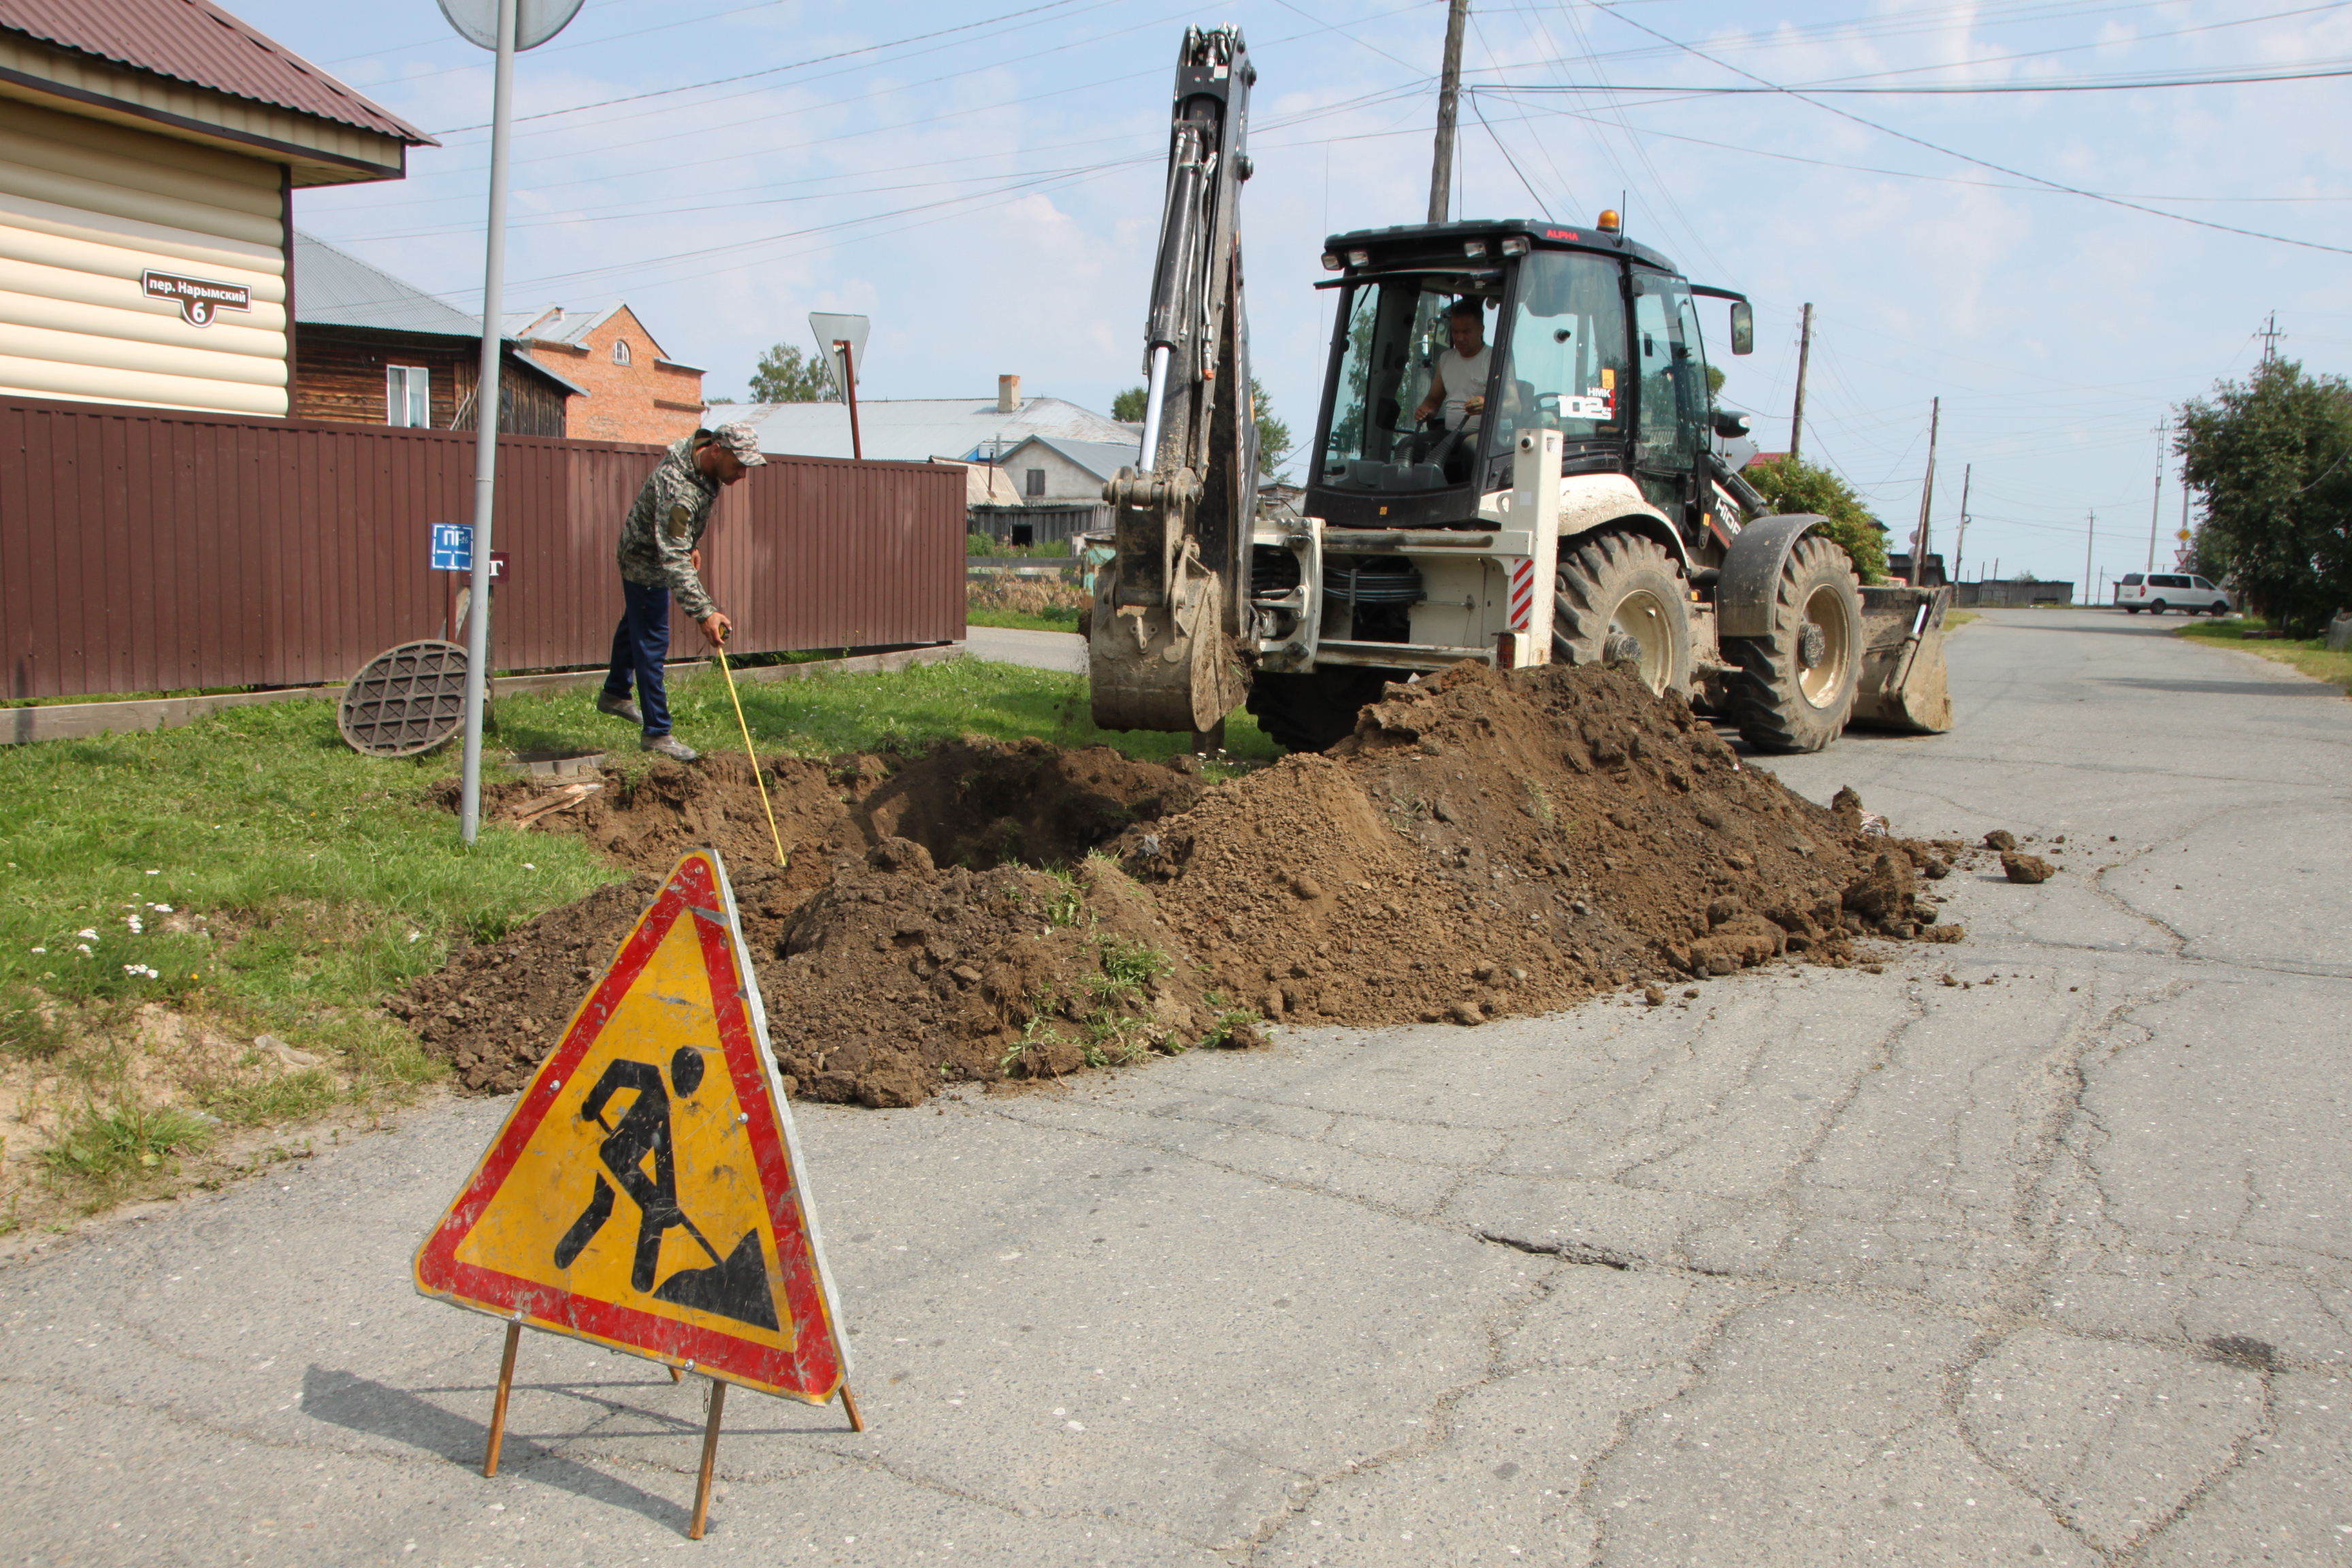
1584, 3, 2352, 258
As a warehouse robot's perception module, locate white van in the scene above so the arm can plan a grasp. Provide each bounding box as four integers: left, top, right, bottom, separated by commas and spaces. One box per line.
2117, 572, 2234, 615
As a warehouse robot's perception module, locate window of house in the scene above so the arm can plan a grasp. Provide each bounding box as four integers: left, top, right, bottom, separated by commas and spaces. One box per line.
387, 365, 430, 427
1025, 468, 1046, 497
612, 340, 632, 366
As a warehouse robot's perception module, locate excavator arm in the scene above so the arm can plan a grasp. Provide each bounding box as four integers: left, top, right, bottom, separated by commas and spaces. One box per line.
1090, 26, 1258, 739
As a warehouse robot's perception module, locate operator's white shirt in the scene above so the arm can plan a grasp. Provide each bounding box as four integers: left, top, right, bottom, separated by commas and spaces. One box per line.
1439, 342, 1492, 431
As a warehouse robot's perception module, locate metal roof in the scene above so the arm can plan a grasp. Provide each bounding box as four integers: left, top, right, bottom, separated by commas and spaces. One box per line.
294, 232, 480, 336
503, 302, 626, 347
292, 231, 588, 397
728, 396, 1137, 463
0, 0, 433, 144
997, 434, 1139, 480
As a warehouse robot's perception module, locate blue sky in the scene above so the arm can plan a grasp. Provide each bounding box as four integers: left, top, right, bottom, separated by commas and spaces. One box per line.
242, 0, 2352, 587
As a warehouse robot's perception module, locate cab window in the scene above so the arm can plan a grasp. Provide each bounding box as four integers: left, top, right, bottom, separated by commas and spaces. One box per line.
1630, 271, 1704, 470
1320, 274, 1488, 490
1482, 248, 1627, 463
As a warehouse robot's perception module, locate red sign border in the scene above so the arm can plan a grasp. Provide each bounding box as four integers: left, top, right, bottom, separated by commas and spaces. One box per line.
413, 851, 847, 1402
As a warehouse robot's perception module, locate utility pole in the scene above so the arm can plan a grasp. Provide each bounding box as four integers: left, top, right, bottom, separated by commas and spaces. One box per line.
2082, 510, 2096, 606
1950, 463, 1972, 582
2146, 416, 2167, 574
1909, 396, 1940, 583
1788, 303, 1813, 464
2257, 311, 2283, 365
1427, 0, 1471, 225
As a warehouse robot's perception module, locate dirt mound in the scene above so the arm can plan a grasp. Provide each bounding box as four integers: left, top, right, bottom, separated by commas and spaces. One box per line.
1122, 662, 1956, 1026
403, 663, 1962, 1105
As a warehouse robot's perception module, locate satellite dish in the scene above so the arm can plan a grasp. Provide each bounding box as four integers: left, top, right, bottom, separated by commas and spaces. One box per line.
437, 0, 586, 51
808, 312, 870, 393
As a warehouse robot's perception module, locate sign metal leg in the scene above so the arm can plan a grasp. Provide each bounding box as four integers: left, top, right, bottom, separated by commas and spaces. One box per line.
689, 1379, 728, 1540
483, 1322, 521, 1477
840, 1384, 866, 1433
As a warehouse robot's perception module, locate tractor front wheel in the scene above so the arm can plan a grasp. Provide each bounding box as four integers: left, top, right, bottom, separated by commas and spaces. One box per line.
1722, 534, 1863, 753
1552, 532, 1692, 696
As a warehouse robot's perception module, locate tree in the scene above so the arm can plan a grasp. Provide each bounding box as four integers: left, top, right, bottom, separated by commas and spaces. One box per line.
1251, 378, 1292, 479
2175, 357, 2352, 636
1109, 380, 1292, 478
1742, 455, 1890, 583
747, 343, 836, 403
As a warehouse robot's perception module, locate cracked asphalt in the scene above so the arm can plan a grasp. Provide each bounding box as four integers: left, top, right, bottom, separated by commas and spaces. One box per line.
5, 606, 2347, 1566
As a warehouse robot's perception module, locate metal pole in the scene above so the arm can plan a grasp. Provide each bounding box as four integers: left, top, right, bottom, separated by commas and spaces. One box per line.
1950, 463, 1971, 582
2146, 416, 2166, 574
1427, 0, 1470, 225
2082, 510, 2095, 606
1788, 303, 1812, 464
457, 0, 518, 846
1910, 396, 1938, 583
836, 341, 862, 460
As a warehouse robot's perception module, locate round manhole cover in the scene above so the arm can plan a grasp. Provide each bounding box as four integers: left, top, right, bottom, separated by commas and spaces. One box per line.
339, 639, 469, 756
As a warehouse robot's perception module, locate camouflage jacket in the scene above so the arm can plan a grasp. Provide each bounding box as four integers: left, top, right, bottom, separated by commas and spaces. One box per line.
616, 434, 720, 620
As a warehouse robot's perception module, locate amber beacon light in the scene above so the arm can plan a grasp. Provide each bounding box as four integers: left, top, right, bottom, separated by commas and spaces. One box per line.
1596, 208, 1621, 233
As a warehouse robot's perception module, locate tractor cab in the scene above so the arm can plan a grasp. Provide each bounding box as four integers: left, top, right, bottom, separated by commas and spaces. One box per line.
1306, 218, 1752, 552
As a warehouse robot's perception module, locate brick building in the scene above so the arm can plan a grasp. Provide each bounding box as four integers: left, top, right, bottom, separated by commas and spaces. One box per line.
502, 302, 702, 445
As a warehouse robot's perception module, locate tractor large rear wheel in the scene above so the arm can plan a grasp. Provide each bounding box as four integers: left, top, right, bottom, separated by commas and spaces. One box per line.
1552, 532, 1692, 696
1246, 668, 1392, 754
1723, 534, 1863, 753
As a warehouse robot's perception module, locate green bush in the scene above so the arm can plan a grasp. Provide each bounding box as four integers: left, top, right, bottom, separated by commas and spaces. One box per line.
1743, 456, 1891, 583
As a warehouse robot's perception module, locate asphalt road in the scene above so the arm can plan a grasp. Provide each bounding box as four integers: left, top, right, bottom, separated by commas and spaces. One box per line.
962, 625, 1087, 674
5, 607, 2347, 1567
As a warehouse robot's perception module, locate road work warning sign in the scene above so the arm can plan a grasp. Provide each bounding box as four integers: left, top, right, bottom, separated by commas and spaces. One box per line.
414, 849, 850, 1401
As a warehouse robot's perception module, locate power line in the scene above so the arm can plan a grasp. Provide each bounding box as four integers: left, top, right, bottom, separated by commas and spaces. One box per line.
1467, 63, 2352, 95
1586, 3, 2352, 259
427, 0, 1095, 135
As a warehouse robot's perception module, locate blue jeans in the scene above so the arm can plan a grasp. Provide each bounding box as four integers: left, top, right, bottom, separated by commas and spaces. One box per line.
602, 578, 672, 736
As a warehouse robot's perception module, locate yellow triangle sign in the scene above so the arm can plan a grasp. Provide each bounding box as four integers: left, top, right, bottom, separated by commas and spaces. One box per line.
414, 849, 851, 1402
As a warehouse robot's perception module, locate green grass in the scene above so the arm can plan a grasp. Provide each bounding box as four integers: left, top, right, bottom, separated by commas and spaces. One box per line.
1944, 610, 1980, 630
517, 654, 1279, 770
2174, 618, 2352, 695
968, 535, 1073, 557
39, 1102, 217, 1186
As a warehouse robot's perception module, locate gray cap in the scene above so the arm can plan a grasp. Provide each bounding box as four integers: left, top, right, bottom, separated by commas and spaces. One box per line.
707, 420, 767, 466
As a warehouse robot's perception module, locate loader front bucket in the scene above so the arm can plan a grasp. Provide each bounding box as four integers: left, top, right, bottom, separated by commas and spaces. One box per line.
1848, 584, 1954, 734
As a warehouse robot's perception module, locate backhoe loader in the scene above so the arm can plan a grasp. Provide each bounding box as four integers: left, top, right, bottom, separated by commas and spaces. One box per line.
1089, 26, 1953, 755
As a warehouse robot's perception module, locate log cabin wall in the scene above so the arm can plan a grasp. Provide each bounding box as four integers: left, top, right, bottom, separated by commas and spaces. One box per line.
293, 326, 568, 436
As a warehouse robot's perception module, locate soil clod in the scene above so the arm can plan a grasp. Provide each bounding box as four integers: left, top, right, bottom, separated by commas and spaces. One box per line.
2002, 853, 2056, 885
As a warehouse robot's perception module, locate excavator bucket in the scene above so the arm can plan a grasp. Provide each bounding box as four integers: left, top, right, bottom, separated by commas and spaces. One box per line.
1848, 584, 1953, 734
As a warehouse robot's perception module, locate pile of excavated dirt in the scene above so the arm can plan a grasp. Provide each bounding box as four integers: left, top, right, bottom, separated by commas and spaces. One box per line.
399, 664, 1967, 1107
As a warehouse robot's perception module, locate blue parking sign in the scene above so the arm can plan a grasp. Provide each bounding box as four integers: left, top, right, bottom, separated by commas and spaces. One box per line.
430, 522, 473, 572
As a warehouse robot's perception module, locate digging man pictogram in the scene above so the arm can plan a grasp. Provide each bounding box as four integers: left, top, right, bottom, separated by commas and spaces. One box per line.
553, 1046, 779, 1331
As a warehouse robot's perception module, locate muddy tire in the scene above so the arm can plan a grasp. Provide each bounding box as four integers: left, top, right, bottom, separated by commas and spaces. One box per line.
1722, 534, 1863, 753
1246, 668, 1391, 753
1552, 532, 1692, 696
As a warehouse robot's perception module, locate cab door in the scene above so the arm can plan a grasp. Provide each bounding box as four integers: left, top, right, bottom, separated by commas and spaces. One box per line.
1628, 270, 1710, 546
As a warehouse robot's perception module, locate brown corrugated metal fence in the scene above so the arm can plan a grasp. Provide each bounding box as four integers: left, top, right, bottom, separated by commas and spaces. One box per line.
0, 395, 964, 700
